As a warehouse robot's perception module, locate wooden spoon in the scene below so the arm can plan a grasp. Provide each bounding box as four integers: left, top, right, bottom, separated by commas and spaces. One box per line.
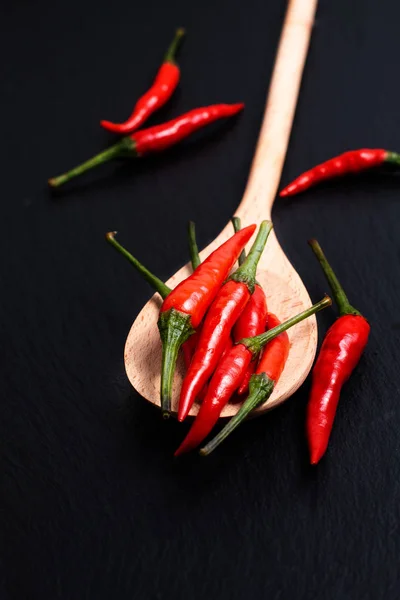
124, 0, 319, 418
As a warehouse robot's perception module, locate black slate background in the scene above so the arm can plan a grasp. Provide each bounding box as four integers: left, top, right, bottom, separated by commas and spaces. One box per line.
1, 1, 400, 598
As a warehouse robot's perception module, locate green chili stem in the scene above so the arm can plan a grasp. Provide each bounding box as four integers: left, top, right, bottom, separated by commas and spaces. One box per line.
243, 295, 332, 356
164, 28, 185, 64
48, 137, 136, 188
158, 308, 194, 418
385, 151, 400, 166
231, 216, 246, 266
106, 232, 171, 299
188, 221, 201, 270
229, 220, 272, 293
308, 240, 361, 317
200, 373, 274, 456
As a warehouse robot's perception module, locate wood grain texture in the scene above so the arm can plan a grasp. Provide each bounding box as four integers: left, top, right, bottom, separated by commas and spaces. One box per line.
125, 0, 319, 416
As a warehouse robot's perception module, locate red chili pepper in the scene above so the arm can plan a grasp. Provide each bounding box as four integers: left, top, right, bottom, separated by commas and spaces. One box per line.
183, 222, 234, 371
182, 332, 198, 369
306, 240, 370, 465
159, 224, 256, 417
230, 216, 268, 395
48, 104, 244, 188
234, 284, 267, 394
185, 222, 234, 400
101, 29, 185, 135
177, 221, 273, 422
279, 148, 400, 197
175, 297, 331, 456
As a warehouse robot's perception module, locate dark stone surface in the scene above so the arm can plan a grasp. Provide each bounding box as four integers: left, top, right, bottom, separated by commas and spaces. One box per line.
1, 1, 399, 598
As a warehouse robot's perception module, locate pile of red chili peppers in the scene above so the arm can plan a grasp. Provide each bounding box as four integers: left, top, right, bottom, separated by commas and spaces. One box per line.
48, 29, 245, 189
107, 207, 371, 464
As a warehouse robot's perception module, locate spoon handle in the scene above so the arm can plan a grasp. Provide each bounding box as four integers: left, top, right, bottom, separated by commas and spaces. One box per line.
237, 0, 318, 221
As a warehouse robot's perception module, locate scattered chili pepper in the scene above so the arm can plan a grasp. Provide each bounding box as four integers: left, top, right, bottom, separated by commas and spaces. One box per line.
101, 28, 185, 135
48, 104, 244, 188
307, 240, 370, 465
177, 220, 273, 422
175, 297, 331, 455
280, 149, 400, 197
159, 224, 256, 417
231, 216, 268, 395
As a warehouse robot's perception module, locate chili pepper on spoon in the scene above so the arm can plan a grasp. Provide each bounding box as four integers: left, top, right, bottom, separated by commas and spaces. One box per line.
101, 28, 185, 135
231, 216, 268, 396
105, 228, 198, 386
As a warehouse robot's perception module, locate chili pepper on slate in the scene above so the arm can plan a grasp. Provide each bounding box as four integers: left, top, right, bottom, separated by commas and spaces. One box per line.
280, 149, 400, 197
159, 224, 256, 418
175, 297, 331, 456
48, 104, 244, 188
231, 216, 268, 395
101, 28, 185, 135
177, 220, 272, 422
307, 240, 370, 465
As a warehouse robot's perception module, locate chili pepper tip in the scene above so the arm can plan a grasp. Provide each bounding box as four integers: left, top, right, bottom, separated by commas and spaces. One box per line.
232, 103, 245, 113
310, 451, 322, 465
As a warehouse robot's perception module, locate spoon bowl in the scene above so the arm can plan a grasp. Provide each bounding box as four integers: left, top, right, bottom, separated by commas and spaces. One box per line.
125, 232, 317, 417
124, 0, 319, 417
